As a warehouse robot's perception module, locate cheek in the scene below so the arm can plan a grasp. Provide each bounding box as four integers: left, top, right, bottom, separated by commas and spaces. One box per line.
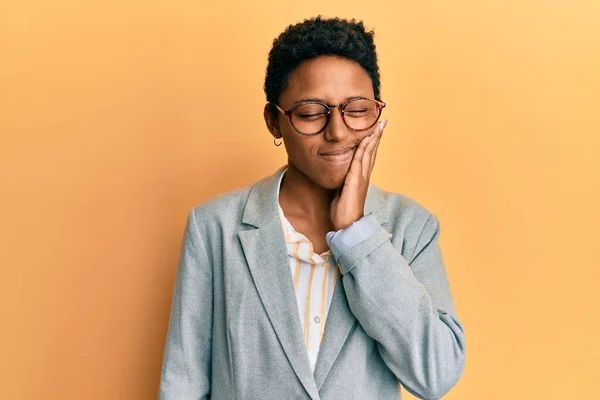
359, 126, 377, 139
283, 134, 320, 159
353, 128, 375, 147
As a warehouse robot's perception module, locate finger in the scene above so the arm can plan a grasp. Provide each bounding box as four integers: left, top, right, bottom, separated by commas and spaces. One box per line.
348, 134, 371, 183
362, 120, 385, 180
361, 135, 375, 180
368, 120, 386, 176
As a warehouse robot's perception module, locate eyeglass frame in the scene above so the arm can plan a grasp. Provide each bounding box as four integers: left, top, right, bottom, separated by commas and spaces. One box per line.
269, 96, 386, 136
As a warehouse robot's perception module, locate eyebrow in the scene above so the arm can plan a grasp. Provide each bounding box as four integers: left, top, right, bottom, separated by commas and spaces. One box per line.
291, 95, 363, 106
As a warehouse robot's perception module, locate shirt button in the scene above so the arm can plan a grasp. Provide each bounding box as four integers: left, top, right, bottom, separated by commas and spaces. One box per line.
314, 316, 321, 324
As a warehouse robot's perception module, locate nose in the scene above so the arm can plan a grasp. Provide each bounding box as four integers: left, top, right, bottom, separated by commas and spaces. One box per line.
323, 107, 349, 142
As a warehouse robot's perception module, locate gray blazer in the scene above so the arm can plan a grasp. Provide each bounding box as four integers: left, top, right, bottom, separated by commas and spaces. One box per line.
159, 166, 466, 400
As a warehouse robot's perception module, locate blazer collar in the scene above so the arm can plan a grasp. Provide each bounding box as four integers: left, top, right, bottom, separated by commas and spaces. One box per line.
242, 165, 389, 229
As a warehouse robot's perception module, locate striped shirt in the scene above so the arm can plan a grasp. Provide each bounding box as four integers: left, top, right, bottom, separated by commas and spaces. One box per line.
277, 172, 339, 372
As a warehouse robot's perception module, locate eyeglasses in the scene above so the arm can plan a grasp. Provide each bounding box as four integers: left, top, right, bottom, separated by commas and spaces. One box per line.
270, 96, 386, 136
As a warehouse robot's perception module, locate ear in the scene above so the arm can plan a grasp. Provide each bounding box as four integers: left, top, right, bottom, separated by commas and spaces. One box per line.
263, 104, 280, 138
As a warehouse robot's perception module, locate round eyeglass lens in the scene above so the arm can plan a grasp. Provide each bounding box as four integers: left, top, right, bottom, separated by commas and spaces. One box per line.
290, 103, 329, 135
342, 98, 381, 130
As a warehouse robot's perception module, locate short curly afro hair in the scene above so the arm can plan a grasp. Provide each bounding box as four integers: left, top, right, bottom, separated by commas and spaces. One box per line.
264, 16, 381, 106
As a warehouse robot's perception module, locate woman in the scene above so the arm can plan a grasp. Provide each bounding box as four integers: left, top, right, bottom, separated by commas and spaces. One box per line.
159, 17, 465, 400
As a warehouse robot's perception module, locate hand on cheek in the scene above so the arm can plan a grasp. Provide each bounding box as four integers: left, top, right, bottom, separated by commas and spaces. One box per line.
330, 119, 387, 230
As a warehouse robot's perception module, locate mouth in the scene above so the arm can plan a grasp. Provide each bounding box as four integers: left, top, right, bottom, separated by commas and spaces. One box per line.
318, 146, 356, 163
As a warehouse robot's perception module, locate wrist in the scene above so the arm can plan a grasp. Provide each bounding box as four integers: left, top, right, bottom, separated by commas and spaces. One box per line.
334, 212, 364, 231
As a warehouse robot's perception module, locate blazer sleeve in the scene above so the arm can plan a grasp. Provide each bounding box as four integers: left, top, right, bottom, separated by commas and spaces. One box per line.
328, 212, 466, 400
159, 210, 213, 400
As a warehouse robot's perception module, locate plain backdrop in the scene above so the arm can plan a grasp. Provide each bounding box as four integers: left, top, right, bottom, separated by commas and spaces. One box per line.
1, 1, 599, 399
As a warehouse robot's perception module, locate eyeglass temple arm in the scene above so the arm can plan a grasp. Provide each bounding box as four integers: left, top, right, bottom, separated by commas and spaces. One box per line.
269, 103, 288, 115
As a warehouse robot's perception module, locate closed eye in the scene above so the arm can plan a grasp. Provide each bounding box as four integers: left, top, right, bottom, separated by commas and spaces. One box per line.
345, 109, 369, 116
296, 113, 327, 120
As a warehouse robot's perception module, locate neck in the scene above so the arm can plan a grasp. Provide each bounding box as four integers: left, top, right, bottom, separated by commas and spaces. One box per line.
279, 162, 335, 222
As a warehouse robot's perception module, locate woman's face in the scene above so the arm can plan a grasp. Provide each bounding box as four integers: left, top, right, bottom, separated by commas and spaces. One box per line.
266, 55, 379, 190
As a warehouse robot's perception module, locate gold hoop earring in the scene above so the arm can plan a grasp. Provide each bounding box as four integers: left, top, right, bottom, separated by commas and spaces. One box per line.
274, 136, 283, 147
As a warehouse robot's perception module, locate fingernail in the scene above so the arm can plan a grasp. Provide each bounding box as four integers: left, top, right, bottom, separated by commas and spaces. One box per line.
380, 120, 387, 131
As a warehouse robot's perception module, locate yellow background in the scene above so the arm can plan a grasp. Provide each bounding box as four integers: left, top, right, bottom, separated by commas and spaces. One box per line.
1, 1, 599, 399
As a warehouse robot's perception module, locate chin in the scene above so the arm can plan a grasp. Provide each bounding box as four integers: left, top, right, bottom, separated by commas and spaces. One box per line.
290, 160, 347, 190
313, 171, 346, 190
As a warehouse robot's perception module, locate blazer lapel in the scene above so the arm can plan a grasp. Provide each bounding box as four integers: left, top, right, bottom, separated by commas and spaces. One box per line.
238, 167, 319, 399
313, 185, 389, 389
238, 167, 390, 395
